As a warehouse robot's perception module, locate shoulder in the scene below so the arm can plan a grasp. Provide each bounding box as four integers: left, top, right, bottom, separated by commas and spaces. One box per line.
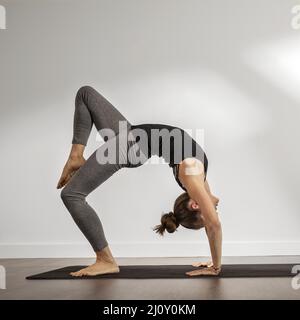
180, 158, 204, 172
179, 158, 205, 184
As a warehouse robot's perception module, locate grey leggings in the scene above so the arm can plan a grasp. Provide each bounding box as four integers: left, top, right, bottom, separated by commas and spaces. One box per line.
60, 86, 141, 252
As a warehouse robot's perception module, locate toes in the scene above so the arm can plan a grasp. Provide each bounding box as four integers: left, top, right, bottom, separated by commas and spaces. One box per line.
57, 177, 65, 189
71, 268, 93, 277
70, 271, 83, 277
57, 172, 69, 188
70, 265, 119, 277
63, 175, 71, 186
70, 169, 77, 177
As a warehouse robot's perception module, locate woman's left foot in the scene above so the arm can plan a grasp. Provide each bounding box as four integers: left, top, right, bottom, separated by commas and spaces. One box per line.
57, 156, 86, 189
70, 260, 120, 277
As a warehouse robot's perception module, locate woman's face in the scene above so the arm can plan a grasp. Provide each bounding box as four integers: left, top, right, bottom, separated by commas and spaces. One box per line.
186, 194, 219, 229
210, 195, 220, 209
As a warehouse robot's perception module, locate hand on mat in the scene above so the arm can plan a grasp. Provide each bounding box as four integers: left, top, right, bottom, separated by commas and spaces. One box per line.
186, 266, 221, 277
191, 261, 213, 268
57, 156, 86, 189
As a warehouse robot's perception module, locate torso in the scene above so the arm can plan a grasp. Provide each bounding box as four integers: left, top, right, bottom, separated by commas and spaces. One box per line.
129, 123, 208, 191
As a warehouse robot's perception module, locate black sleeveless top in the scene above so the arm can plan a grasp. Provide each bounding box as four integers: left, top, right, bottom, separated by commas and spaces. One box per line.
129, 123, 208, 191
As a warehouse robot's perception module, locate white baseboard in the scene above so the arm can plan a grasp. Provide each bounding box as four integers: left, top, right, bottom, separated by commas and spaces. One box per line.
0, 241, 300, 258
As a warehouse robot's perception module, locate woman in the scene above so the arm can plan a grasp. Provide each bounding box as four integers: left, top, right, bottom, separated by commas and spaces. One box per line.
57, 86, 222, 277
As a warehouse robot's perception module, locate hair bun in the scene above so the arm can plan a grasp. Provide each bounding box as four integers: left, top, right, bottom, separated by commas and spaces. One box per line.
152, 211, 179, 236
164, 211, 179, 234
167, 211, 175, 218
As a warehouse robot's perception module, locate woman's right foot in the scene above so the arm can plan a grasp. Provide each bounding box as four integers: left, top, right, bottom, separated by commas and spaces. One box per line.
70, 260, 120, 277
57, 156, 86, 189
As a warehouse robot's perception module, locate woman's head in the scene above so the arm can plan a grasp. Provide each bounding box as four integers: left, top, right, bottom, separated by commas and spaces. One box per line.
153, 192, 205, 236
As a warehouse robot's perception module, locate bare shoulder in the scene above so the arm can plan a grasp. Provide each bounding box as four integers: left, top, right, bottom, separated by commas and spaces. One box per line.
178, 158, 205, 189
179, 158, 205, 178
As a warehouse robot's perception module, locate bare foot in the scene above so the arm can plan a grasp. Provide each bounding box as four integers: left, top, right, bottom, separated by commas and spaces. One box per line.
70, 260, 120, 277
57, 156, 86, 189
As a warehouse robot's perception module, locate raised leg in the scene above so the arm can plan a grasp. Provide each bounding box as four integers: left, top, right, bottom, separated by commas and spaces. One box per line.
72, 85, 131, 146
57, 85, 131, 188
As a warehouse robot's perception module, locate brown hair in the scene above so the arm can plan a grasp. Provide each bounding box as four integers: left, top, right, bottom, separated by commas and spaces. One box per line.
153, 192, 204, 236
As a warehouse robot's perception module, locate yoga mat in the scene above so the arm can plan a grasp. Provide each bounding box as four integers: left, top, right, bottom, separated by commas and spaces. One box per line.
26, 264, 297, 279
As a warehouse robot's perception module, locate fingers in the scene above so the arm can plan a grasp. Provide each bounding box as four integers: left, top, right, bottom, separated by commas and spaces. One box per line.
186, 269, 218, 276
192, 262, 205, 267
186, 269, 209, 276
191, 261, 213, 268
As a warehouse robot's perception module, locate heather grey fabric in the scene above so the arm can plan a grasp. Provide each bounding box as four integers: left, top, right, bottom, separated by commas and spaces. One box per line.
71, 86, 132, 146
60, 86, 141, 252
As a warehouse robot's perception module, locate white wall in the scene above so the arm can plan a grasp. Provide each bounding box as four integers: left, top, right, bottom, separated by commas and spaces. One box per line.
0, 0, 300, 258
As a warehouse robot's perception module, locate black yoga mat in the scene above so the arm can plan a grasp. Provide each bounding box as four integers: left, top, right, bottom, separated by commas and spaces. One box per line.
26, 264, 297, 279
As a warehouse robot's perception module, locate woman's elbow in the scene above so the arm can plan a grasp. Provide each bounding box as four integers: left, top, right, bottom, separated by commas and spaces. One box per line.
206, 219, 222, 233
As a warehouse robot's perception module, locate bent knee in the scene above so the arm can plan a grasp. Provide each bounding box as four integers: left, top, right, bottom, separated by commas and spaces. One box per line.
181, 158, 204, 177
60, 186, 76, 202
60, 187, 70, 202
76, 85, 95, 97
60, 186, 84, 203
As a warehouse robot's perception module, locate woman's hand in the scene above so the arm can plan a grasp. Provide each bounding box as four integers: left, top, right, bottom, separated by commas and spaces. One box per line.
186, 266, 221, 277
179, 158, 222, 271
191, 261, 213, 268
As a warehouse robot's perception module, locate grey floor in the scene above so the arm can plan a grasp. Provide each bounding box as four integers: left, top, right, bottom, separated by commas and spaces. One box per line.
0, 256, 300, 300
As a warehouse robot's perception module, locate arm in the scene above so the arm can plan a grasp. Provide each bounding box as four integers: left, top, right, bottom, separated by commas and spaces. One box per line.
204, 179, 220, 210
179, 158, 222, 275
204, 179, 212, 195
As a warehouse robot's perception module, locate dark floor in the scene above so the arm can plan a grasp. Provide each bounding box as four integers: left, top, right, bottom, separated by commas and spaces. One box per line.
0, 256, 300, 300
